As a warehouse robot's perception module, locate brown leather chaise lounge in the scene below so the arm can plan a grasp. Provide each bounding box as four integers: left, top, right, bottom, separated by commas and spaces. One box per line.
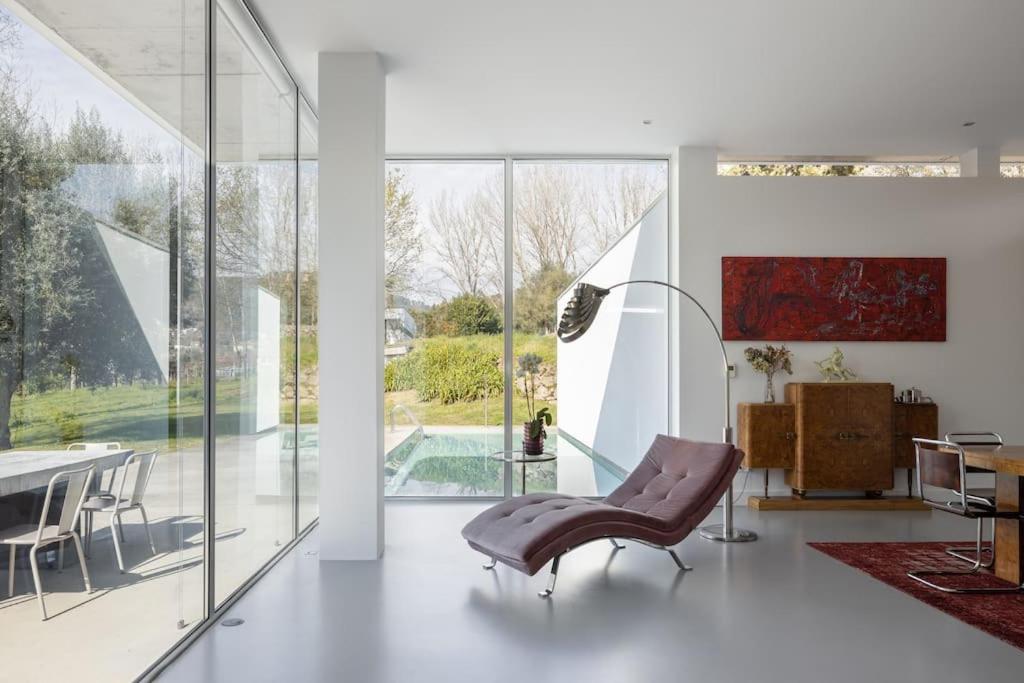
461, 435, 742, 597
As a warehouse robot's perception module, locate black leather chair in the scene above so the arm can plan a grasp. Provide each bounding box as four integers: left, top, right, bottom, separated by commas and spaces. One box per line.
943, 431, 1001, 567
907, 438, 1022, 593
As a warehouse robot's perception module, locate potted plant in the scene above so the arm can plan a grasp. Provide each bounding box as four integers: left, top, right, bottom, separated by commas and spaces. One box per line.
744, 344, 793, 403
517, 353, 552, 455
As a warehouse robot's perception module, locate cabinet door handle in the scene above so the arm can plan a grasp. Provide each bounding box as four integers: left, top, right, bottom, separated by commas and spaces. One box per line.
785, 432, 796, 440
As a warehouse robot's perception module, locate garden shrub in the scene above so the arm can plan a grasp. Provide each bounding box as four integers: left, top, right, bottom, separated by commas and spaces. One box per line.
386, 338, 502, 403
384, 351, 422, 392
416, 294, 501, 337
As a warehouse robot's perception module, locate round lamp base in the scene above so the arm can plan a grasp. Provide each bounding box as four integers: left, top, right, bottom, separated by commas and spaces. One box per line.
698, 525, 758, 542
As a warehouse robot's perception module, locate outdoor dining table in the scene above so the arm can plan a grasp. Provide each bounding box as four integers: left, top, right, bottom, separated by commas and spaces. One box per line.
0, 449, 133, 497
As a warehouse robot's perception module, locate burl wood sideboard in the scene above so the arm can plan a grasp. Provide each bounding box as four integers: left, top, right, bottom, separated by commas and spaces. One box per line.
738, 382, 938, 506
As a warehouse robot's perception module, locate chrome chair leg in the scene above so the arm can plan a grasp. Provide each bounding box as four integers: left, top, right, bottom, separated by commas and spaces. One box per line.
482, 557, 496, 570
665, 547, 693, 571
538, 555, 561, 598
946, 518, 994, 569
608, 538, 625, 550
908, 520, 1020, 594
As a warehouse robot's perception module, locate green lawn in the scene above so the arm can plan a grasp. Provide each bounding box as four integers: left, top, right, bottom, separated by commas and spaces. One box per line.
7, 379, 317, 453
3, 331, 557, 451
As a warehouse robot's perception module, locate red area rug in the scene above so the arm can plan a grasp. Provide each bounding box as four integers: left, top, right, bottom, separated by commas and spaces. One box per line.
809, 541, 1024, 651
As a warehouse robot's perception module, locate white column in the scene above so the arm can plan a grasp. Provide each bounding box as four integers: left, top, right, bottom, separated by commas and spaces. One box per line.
673, 146, 720, 442
318, 52, 385, 560
960, 146, 1000, 178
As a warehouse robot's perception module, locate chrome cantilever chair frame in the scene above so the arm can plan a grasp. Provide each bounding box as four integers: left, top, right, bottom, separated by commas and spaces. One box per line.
2, 465, 95, 620
484, 536, 692, 598
943, 431, 1003, 568
907, 438, 1022, 594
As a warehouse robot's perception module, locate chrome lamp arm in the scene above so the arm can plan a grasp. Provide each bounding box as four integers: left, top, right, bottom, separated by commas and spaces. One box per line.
602, 280, 732, 444
557, 279, 756, 543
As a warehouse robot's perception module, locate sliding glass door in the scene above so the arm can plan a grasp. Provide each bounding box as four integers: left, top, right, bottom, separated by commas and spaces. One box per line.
383, 158, 668, 499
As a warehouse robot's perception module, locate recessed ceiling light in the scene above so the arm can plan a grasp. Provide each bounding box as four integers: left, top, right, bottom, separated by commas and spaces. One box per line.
641, 119, 652, 126
963, 121, 976, 127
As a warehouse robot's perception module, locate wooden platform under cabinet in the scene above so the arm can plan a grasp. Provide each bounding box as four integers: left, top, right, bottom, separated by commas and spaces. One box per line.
747, 495, 929, 511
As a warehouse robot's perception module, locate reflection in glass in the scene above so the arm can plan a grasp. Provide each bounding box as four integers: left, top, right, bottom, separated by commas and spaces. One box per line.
0, 0, 205, 678
214, 0, 297, 604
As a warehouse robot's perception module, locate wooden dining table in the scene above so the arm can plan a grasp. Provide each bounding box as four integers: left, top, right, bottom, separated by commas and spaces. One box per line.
0, 449, 133, 497
962, 445, 1024, 585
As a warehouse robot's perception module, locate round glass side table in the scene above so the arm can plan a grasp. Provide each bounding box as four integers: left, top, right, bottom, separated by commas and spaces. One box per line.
490, 449, 557, 496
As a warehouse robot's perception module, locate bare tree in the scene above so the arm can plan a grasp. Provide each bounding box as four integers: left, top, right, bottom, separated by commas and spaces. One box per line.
430, 189, 501, 296
512, 164, 585, 279
584, 165, 664, 252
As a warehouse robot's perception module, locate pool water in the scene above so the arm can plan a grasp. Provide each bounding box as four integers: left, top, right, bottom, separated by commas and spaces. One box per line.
384, 429, 625, 498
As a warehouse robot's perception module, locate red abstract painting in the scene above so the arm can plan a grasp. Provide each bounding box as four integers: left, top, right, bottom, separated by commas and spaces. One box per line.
722, 257, 946, 341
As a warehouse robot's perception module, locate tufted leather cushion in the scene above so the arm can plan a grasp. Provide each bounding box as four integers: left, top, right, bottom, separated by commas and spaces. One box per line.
461, 435, 742, 575
603, 435, 737, 532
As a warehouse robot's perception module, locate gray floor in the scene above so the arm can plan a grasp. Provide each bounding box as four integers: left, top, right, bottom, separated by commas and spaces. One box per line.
159, 503, 1024, 683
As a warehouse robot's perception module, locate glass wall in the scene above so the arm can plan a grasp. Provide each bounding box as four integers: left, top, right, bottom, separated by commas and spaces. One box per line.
383, 161, 506, 496
0, 0, 207, 678
382, 159, 668, 499
297, 97, 319, 527
0, 0, 317, 678
213, 0, 298, 605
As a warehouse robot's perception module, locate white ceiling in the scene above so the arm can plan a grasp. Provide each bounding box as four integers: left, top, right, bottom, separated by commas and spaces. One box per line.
251, 0, 1024, 157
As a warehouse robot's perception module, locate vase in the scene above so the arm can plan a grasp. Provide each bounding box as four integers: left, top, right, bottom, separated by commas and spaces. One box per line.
522, 423, 545, 455
764, 373, 776, 403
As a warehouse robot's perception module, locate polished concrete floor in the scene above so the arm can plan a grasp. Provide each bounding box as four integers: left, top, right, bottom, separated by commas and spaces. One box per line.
160, 503, 1024, 683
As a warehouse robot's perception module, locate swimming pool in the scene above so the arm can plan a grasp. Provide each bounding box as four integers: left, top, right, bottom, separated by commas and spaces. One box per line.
384, 429, 626, 497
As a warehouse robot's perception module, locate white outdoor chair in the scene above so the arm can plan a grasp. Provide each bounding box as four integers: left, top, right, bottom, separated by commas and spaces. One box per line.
66, 442, 123, 496
80, 450, 158, 573
2, 464, 95, 620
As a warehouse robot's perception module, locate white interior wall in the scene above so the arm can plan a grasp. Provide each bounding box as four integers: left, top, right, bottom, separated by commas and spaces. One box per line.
676, 146, 1024, 497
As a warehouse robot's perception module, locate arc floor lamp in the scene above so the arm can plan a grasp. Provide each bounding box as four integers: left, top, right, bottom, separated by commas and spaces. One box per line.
557, 280, 757, 543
